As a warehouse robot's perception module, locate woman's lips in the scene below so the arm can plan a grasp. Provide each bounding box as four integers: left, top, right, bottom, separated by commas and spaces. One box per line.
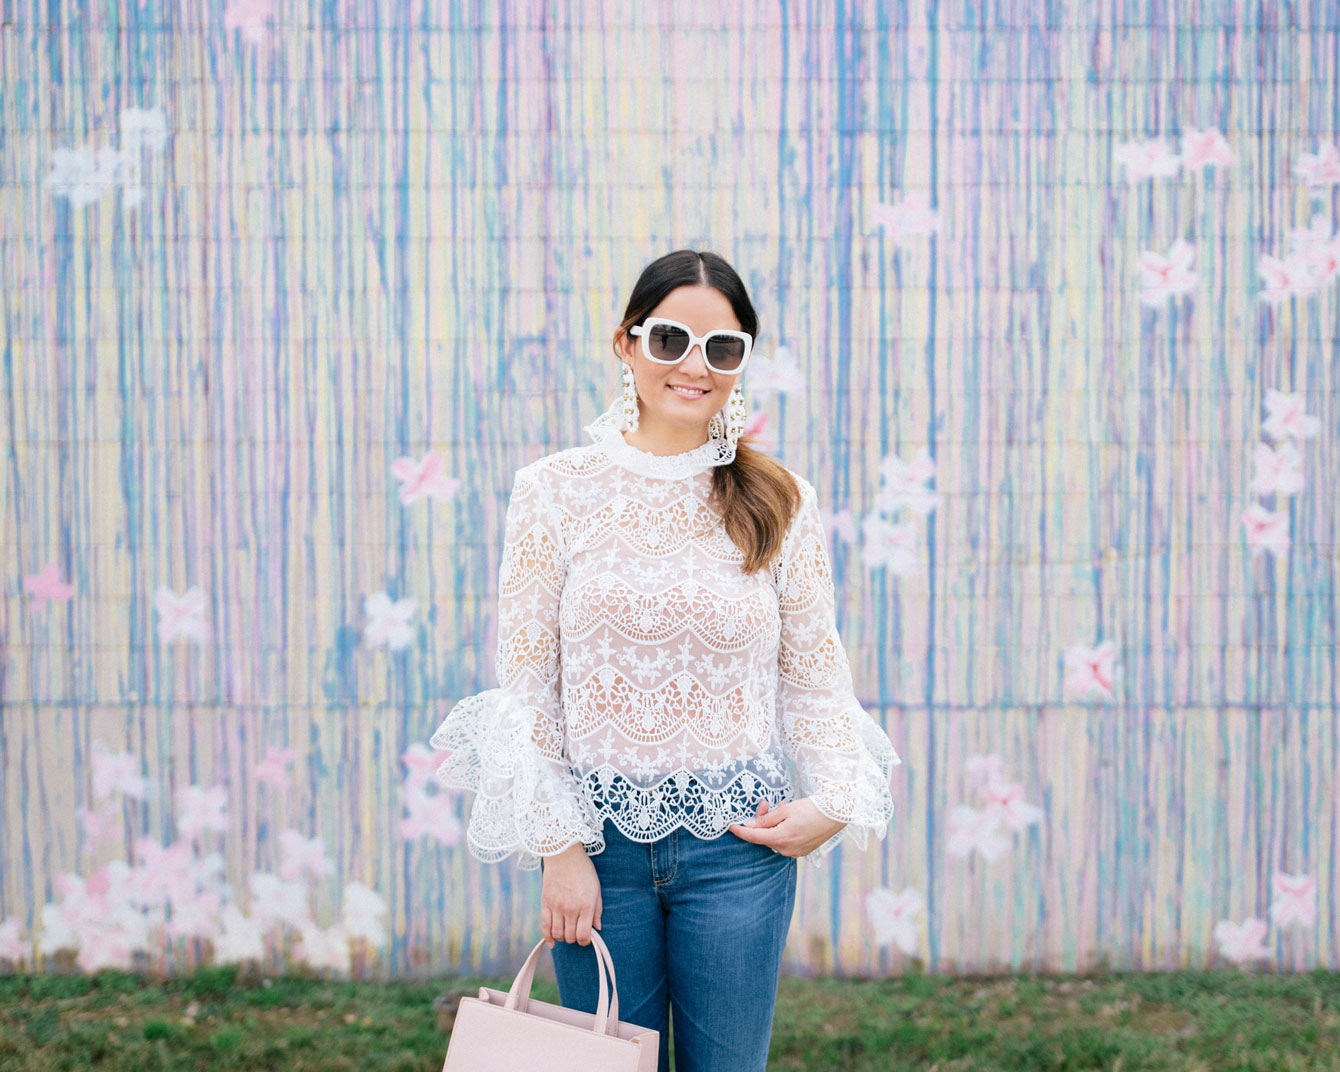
668, 385, 710, 398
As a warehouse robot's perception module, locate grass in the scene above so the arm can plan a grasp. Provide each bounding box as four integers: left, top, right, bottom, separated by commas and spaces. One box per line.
0, 965, 1338, 1070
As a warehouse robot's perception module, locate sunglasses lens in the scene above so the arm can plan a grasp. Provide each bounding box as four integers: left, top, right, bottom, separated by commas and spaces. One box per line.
647, 322, 690, 361
705, 335, 746, 372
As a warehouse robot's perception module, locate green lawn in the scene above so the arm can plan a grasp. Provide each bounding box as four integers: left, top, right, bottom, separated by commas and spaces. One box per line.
1, 965, 1338, 1070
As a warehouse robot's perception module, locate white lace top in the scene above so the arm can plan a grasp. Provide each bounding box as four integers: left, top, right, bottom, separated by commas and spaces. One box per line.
430, 398, 901, 870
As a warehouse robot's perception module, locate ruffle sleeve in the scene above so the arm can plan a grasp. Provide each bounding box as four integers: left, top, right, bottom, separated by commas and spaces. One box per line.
772, 476, 901, 867
430, 462, 604, 869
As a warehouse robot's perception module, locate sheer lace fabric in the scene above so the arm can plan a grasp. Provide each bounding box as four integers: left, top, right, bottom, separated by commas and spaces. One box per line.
431, 401, 900, 870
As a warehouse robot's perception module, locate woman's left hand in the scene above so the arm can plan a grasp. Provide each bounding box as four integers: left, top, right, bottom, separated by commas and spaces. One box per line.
727, 797, 847, 858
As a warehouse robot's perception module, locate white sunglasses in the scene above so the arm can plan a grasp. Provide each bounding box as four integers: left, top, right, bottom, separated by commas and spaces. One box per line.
629, 317, 753, 375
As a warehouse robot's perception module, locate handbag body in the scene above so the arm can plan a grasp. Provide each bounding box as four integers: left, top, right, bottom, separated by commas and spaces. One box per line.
441, 929, 659, 1071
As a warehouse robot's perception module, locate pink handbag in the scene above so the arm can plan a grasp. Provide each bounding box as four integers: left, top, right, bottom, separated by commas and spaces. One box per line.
441, 929, 659, 1070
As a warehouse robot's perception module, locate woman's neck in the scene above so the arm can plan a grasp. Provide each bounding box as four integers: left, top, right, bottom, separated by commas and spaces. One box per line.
621, 413, 711, 456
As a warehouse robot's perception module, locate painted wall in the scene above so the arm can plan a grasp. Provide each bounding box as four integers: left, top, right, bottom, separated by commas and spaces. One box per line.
2, 0, 1337, 979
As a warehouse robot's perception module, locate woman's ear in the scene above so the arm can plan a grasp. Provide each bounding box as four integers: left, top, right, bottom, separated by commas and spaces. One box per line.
612, 326, 633, 363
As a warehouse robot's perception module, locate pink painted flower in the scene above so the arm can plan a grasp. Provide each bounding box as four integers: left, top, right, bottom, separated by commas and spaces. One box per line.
1299, 239, 1340, 288
1268, 871, 1317, 928
22, 562, 75, 610
91, 746, 149, 802
40, 866, 153, 971
278, 830, 333, 882
1263, 389, 1321, 442
295, 923, 351, 975
248, 872, 312, 928
399, 779, 463, 846
1293, 142, 1340, 188
861, 516, 919, 574
1241, 503, 1290, 557
342, 881, 389, 948
824, 507, 860, 545
154, 584, 210, 644
1285, 216, 1340, 286
1114, 137, 1181, 181
175, 785, 229, 839
390, 449, 461, 505
875, 447, 940, 516
400, 744, 451, 789
361, 591, 417, 651
1179, 128, 1234, 169
254, 746, 298, 790
871, 191, 941, 243
78, 805, 115, 847
965, 753, 1006, 788
741, 410, 775, 451
1213, 917, 1271, 965
864, 887, 924, 954
946, 805, 1012, 861
1257, 253, 1320, 303
75, 927, 137, 973
979, 781, 1046, 832
1250, 441, 1305, 497
223, 0, 273, 45
1137, 239, 1197, 305
1063, 640, 1118, 701
0, 918, 25, 962
126, 838, 197, 908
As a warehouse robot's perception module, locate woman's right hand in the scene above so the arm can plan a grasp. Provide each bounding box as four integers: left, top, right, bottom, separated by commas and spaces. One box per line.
540, 842, 602, 948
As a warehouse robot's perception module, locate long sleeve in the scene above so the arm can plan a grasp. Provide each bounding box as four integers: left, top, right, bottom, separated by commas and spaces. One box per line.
773, 476, 901, 866
430, 462, 604, 869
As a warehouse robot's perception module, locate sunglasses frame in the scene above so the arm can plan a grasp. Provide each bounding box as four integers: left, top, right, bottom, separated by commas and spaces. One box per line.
628, 317, 754, 376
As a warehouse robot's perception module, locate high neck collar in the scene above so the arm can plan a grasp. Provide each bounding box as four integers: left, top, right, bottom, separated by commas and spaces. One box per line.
583, 396, 737, 480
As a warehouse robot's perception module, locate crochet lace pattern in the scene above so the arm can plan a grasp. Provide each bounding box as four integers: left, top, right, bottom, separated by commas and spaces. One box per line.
431, 398, 900, 870
580, 396, 738, 479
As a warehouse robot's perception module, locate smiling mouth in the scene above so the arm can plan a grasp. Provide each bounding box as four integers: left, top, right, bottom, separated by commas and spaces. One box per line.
668, 385, 710, 397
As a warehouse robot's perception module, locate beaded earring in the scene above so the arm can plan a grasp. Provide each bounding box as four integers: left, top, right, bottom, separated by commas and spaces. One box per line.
708, 382, 747, 448
619, 362, 640, 432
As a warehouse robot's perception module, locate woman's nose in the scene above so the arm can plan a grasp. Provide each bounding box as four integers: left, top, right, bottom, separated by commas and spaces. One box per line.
679, 343, 711, 377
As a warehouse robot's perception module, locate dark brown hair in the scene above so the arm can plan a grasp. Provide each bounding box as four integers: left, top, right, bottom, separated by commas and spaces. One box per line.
613, 249, 802, 575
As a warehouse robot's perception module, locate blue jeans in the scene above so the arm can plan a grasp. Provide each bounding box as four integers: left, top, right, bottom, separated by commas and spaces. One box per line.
544, 816, 798, 1072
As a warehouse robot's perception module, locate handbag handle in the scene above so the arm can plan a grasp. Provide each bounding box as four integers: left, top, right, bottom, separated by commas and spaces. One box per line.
503, 930, 620, 1035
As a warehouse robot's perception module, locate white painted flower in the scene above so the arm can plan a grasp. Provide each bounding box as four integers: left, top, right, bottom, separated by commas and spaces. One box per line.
1268, 872, 1317, 928
120, 107, 169, 153
864, 887, 924, 955
362, 591, 417, 651
861, 515, 919, 574
745, 346, 807, 398
945, 804, 1011, 861
212, 905, 267, 964
342, 882, 389, 948
294, 923, 351, 975
175, 785, 229, 839
1213, 918, 1271, 965
154, 584, 211, 644
248, 872, 311, 928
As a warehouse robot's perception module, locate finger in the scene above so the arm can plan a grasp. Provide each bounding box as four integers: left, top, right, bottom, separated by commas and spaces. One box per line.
576, 905, 592, 946
729, 822, 759, 842
755, 799, 769, 817
595, 893, 603, 931
561, 910, 577, 945
541, 903, 553, 947
756, 803, 788, 827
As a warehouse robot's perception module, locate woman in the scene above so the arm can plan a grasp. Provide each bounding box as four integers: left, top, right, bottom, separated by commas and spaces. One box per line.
432, 249, 899, 1072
